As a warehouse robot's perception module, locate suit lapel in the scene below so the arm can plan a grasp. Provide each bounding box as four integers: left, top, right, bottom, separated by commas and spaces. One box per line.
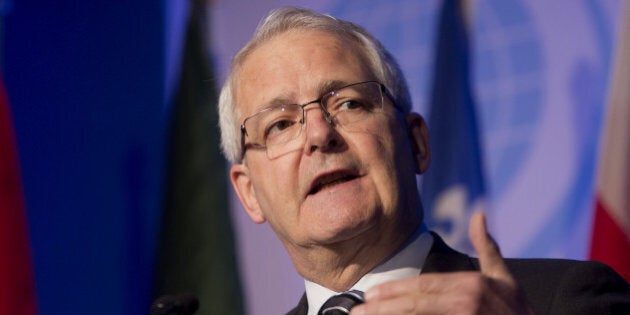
422, 232, 478, 273
286, 294, 308, 315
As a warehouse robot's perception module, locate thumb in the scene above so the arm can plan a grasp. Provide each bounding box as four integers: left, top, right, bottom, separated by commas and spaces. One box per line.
469, 211, 512, 280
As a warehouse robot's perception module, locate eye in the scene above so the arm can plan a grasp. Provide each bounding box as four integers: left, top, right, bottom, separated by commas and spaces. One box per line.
265, 119, 296, 137
337, 99, 375, 112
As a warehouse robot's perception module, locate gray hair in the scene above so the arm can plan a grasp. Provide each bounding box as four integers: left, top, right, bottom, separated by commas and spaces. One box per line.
218, 6, 412, 163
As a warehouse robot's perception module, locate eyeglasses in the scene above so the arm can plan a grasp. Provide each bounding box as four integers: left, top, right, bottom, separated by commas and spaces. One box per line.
240, 81, 392, 159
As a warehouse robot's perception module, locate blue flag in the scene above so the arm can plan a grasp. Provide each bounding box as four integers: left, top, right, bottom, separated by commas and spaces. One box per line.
421, 0, 485, 253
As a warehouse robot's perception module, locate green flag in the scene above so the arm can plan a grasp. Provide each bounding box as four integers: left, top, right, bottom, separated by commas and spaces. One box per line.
153, 1, 244, 314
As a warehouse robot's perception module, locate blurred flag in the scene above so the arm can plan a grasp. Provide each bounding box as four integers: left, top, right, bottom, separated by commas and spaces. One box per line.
421, 0, 485, 253
0, 75, 37, 314
589, 2, 630, 282
152, 0, 244, 314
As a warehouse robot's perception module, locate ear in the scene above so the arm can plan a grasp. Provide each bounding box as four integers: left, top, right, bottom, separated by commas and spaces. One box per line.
405, 113, 430, 174
230, 163, 267, 224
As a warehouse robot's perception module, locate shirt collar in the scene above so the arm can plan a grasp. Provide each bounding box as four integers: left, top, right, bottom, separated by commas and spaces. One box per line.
304, 224, 433, 315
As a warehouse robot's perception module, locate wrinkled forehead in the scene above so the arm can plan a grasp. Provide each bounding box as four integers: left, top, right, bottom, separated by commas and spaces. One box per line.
231, 29, 375, 117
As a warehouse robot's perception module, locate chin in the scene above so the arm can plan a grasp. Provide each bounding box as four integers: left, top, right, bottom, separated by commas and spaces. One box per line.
309, 215, 377, 245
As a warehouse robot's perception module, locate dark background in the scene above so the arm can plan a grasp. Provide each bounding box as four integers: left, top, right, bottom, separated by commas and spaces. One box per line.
4, 1, 166, 313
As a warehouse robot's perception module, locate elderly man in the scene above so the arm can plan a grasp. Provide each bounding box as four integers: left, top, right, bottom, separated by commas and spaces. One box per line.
218, 7, 630, 315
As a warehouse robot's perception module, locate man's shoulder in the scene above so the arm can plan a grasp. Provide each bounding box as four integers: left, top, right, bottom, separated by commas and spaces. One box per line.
430, 232, 630, 314
502, 256, 627, 287
503, 258, 630, 314
504, 256, 615, 274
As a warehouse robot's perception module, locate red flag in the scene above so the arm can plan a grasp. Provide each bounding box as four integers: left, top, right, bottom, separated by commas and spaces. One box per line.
589, 3, 630, 282
0, 76, 38, 314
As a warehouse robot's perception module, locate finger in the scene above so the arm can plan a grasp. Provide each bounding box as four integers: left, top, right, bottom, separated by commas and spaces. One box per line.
352, 291, 443, 315
364, 272, 475, 301
469, 211, 512, 280
359, 273, 499, 314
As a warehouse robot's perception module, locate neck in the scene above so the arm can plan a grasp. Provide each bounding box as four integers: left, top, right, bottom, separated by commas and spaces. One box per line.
286, 219, 419, 292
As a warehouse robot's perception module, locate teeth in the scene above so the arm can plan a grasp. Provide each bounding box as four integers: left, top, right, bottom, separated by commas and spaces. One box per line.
320, 178, 345, 190
311, 174, 354, 194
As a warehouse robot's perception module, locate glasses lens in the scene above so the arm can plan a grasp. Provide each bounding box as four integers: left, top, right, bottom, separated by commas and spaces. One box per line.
244, 103, 303, 147
242, 81, 385, 159
324, 82, 384, 128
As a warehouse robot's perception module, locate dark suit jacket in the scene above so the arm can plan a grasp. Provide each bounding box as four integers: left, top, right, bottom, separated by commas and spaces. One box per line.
286, 232, 630, 314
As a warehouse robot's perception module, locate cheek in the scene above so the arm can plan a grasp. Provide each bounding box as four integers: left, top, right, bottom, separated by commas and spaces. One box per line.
360, 125, 400, 169
361, 123, 409, 201
249, 160, 300, 217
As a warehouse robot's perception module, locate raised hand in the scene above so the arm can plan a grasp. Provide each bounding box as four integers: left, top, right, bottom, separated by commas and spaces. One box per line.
351, 212, 533, 314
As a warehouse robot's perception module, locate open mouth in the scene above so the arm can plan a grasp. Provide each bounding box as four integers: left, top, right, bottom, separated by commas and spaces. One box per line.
308, 171, 359, 195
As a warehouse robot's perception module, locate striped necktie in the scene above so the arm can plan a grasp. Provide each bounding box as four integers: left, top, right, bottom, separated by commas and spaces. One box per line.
318, 290, 365, 315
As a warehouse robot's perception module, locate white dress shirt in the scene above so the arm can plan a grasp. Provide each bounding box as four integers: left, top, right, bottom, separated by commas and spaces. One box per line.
304, 225, 434, 315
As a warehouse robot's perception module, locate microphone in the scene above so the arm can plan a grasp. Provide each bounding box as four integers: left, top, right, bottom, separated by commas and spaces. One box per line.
150, 293, 199, 315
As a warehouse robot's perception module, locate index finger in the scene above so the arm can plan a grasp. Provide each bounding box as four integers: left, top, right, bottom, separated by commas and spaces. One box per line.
469, 211, 513, 281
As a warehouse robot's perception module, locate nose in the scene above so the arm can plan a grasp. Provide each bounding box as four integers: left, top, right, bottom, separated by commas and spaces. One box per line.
302, 103, 340, 154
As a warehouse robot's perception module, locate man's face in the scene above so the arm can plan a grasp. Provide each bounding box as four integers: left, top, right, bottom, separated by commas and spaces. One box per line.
230, 30, 428, 252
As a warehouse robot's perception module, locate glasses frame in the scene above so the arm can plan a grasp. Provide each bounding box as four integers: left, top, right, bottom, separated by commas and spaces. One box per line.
239, 80, 397, 160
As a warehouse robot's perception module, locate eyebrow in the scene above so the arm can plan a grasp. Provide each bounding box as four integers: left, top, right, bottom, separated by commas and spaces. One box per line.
258, 80, 352, 109
315, 80, 350, 98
